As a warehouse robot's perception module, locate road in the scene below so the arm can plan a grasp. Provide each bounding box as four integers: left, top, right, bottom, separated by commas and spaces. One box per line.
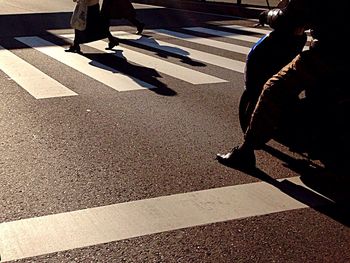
0, 1, 349, 262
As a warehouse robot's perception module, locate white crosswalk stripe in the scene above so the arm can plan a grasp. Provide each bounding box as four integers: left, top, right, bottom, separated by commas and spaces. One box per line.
15, 36, 157, 92
223, 24, 272, 35
0, 24, 323, 262
0, 45, 77, 99
111, 31, 246, 72
223, 24, 313, 42
184, 26, 262, 43
151, 28, 251, 54
1, 24, 255, 99
60, 34, 227, 85
0, 176, 333, 262
1, 24, 303, 100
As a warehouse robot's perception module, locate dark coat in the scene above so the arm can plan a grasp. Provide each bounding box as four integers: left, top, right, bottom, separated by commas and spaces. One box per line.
75, 4, 109, 44
101, 0, 136, 20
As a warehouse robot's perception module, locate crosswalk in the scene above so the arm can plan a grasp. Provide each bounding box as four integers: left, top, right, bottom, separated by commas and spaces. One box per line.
0, 24, 342, 262
111, 30, 246, 72
0, 24, 282, 100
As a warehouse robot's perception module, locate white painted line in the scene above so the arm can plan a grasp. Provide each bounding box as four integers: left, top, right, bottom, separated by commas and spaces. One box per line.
184, 27, 262, 43
151, 29, 251, 55
0, 176, 332, 262
60, 34, 227, 85
223, 24, 272, 35
15, 37, 156, 92
136, 4, 165, 9
223, 24, 312, 42
110, 31, 245, 73
0, 45, 77, 99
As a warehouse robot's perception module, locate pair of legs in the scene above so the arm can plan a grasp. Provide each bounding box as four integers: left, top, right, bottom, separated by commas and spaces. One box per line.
216, 49, 331, 170
66, 4, 120, 53
66, 29, 119, 54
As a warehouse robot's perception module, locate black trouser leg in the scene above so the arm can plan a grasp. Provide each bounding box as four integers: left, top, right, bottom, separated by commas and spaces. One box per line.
128, 17, 142, 28
128, 17, 144, 34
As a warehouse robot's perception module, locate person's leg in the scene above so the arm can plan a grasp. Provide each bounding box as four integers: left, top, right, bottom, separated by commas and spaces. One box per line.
217, 53, 309, 169
106, 31, 119, 49
128, 17, 144, 35
104, 20, 119, 49
65, 30, 81, 53
99, 12, 119, 50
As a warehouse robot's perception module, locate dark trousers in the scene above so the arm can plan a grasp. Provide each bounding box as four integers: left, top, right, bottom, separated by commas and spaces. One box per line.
74, 4, 110, 45
245, 48, 349, 148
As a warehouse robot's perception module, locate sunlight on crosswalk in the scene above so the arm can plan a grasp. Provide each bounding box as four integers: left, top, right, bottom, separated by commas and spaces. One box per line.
0, 22, 328, 263
0, 176, 330, 262
0, 24, 274, 99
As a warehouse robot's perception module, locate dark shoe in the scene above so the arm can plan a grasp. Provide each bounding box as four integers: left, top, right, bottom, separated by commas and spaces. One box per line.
65, 44, 81, 54
216, 146, 256, 170
136, 23, 145, 35
106, 37, 119, 50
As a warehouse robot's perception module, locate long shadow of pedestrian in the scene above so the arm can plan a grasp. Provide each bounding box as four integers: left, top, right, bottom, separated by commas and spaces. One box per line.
262, 144, 350, 195
232, 147, 350, 227
117, 34, 207, 67
84, 50, 177, 96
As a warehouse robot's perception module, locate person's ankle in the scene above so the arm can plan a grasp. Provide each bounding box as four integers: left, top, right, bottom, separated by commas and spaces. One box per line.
238, 142, 254, 153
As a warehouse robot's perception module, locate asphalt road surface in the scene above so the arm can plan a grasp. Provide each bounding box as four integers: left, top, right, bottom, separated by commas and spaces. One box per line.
0, 1, 349, 262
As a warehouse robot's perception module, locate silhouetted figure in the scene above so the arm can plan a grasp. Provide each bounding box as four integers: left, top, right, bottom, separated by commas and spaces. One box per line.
101, 0, 145, 35
216, 0, 350, 171
66, 0, 119, 53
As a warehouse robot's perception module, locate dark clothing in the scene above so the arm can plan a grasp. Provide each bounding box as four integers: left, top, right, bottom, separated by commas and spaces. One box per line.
244, 0, 350, 148
270, 0, 350, 52
101, 0, 144, 32
74, 4, 110, 44
245, 48, 348, 147
101, 0, 136, 20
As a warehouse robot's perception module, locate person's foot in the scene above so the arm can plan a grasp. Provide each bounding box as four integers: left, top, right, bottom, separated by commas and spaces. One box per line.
106, 37, 119, 50
65, 44, 81, 54
216, 146, 256, 170
136, 23, 145, 35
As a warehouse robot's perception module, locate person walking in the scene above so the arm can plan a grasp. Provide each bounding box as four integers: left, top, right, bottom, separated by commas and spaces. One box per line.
101, 0, 145, 35
67, 0, 119, 53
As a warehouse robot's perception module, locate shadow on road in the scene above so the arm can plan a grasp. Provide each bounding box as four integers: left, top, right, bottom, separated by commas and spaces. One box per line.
243, 145, 350, 227
0, 8, 246, 97
119, 34, 207, 67
85, 51, 177, 96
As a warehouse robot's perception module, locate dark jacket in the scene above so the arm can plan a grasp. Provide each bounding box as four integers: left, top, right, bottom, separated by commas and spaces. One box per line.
263, 0, 349, 51
75, 4, 109, 44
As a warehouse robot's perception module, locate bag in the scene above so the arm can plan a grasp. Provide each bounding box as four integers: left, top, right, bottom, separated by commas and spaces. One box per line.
70, 0, 88, 31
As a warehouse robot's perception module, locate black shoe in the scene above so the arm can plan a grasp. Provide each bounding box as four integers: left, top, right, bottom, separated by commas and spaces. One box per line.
65, 44, 81, 54
216, 146, 256, 170
106, 37, 119, 50
136, 23, 145, 35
